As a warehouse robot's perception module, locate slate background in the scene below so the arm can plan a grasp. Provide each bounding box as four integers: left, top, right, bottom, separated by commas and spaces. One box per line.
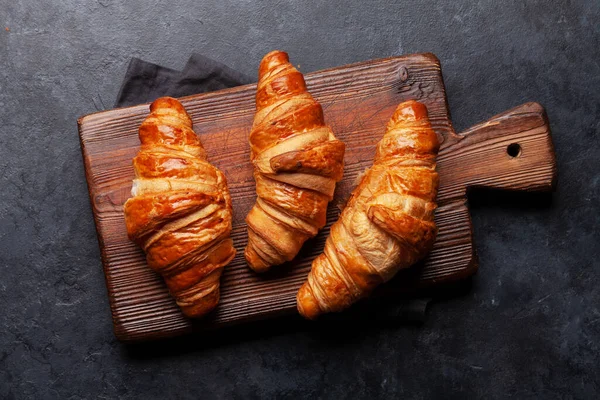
1, 1, 599, 398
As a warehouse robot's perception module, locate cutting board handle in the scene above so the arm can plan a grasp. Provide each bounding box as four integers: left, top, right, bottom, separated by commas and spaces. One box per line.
440, 102, 557, 194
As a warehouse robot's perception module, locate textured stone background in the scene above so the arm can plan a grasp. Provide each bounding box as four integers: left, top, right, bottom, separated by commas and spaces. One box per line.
1, 1, 599, 398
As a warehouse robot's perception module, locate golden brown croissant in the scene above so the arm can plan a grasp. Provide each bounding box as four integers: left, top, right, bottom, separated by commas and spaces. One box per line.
297, 100, 440, 319
123, 97, 236, 318
244, 51, 345, 272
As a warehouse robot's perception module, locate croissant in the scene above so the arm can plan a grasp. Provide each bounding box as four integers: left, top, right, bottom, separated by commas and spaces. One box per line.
297, 100, 440, 319
244, 51, 345, 272
123, 97, 236, 318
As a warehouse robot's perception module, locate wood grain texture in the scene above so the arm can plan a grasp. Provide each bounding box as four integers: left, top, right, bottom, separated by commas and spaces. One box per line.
78, 53, 557, 342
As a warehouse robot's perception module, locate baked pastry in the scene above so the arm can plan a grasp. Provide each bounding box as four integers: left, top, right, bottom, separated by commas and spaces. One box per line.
244, 51, 345, 272
297, 100, 439, 319
123, 97, 236, 318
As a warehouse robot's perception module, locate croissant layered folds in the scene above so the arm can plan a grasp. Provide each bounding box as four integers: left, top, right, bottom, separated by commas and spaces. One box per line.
297, 100, 440, 319
244, 51, 345, 272
124, 97, 236, 318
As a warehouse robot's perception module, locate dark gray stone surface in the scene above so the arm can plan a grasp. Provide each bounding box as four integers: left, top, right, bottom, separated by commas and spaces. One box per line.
1, 0, 599, 398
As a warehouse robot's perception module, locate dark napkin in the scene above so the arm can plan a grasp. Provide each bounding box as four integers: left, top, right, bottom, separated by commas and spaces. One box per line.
114, 54, 431, 323
115, 53, 252, 107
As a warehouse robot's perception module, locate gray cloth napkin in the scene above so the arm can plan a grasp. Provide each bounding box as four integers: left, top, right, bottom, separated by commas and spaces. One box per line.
115, 53, 252, 107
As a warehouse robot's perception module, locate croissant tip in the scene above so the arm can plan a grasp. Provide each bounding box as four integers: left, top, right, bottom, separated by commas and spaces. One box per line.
243, 246, 272, 273
263, 49, 287, 58
392, 100, 429, 123
150, 96, 180, 109
296, 284, 322, 320
178, 289, 221, 318
259, 50, 291, 75
297, 303, 317, 320
148, 96, 189, 118
297, 307, 320, 321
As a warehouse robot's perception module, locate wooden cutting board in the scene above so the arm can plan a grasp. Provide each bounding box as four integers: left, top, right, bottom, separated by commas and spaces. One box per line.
79, 53, 557, 342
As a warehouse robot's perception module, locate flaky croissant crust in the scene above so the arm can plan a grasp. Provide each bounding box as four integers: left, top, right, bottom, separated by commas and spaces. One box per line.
123, 97, 235, 318
244, 51, 345, 272
297, 100, 440, 319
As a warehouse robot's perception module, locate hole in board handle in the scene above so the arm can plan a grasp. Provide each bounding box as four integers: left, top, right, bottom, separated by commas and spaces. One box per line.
507, 143, 522, 158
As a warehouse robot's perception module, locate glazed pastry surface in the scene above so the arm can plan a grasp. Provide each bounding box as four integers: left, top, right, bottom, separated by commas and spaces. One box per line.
244, 51, 345, 272
124, 97, 235, 317
297, 100, 439, 319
